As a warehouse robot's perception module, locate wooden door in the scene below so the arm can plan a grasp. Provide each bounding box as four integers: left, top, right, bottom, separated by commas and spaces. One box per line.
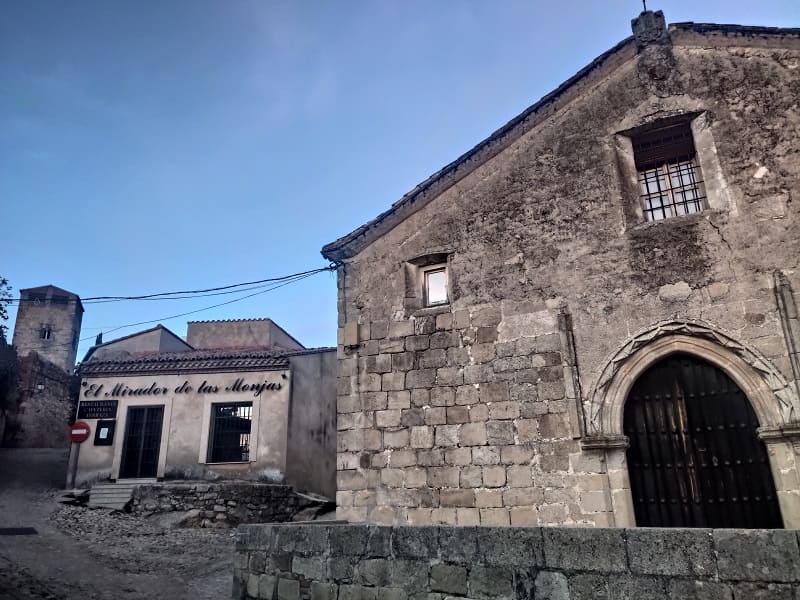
623, 353, 782, 528
120, 406, 163, 479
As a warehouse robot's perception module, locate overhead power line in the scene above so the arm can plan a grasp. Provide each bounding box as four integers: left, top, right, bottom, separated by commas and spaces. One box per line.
6, 265, 337, 351
82, 266, 335, 301
97, 271, 321, 338
5, 265, 336, 305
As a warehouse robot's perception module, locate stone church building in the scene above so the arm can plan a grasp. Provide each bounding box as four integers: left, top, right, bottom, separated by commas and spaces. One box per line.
321, 12, 800, 529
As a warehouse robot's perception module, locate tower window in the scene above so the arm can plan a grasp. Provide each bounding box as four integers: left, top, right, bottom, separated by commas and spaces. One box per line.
633, 121, 706, 222
40, 325, 52, 340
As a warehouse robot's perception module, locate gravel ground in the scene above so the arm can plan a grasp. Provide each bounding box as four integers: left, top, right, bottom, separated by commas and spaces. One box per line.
0, 449, 235, 600
50, 504, 235, 578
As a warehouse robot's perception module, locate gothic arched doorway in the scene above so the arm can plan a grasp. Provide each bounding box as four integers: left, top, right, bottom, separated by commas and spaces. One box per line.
623, 353, 782, 528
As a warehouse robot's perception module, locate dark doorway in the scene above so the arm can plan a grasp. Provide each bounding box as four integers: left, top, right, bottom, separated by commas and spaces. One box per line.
624, 353, 782, 528
120, 406, 163, 479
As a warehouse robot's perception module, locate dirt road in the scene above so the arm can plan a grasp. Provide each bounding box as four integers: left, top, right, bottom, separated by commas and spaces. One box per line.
0, 449, 233, 600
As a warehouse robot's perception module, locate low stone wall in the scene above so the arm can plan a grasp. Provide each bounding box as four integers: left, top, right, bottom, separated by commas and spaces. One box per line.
131, 482, 324, 527
234, 523, 800, 599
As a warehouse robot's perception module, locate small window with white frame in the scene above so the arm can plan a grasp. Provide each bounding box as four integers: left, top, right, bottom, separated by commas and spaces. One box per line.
633, 120, 707, 222
404, 252, 452, 313
422, 264, 448, 307
40, 325, 52, 340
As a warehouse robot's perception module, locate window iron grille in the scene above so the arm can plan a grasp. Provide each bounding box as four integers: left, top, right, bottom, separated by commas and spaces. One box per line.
632, 120, 707, 222
638, 157, 707, 222
208, 402, 252, 463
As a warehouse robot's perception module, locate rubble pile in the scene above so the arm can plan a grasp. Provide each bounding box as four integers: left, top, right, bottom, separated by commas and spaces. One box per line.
130, 482, 329, 527
50, 504, 234, 576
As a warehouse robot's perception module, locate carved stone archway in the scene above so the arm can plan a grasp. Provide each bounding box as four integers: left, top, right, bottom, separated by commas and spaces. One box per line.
585, 319, 799, 439
579, 319, 800, 528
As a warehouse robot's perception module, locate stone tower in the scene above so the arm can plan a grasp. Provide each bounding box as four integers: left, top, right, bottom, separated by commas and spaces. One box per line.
12, 285, 84, 372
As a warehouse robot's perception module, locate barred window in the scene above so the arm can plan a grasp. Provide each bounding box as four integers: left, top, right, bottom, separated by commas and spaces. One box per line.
633, 121, 706, 222
208, 402, 252, 463
40, 325, 52, 340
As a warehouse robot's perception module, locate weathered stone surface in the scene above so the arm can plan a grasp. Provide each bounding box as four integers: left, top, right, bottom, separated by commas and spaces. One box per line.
273, 525, 328, 556
276, 577, 300, 600
438, 526, 478, 563
328, 525, 390, 557
727, 582, 793, 599
292, 556, 325, 581
627, 528, 714, 577
310, 581, 338, 600
258, 574, 278, 599
475, 526, 544, 567
534, 571, 569, 600
390, 560, 429, 592
132, 483, 323, 528
715, 530, 800, 582
543, 527, 626, 573
658, 281, 692, 302
392, 526, 438, 559
430, 563, 468, 595
236, 524, 800, 600
667, 580, 732, 600
607, 575, 668, 600
568, 573, 610, 600
355, 558, 391, 587
468, 564, 514, 599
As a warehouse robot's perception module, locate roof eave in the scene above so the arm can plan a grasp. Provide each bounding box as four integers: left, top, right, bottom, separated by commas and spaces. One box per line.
320, 34, 637, 262
320, 22, 800, 263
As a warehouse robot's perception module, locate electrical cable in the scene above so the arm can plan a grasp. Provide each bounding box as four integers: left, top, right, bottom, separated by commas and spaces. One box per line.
4, 265, 336, 305
5, 266, 334, 352
98, 271, 318, 337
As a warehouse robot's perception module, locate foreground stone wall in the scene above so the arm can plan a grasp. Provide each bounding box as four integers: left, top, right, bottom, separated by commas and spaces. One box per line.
234, 523, 800, 599
131, 483, 325, 527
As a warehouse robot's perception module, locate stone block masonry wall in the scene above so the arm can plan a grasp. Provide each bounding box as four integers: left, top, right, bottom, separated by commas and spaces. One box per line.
131, 483, 324, 527
234, 523, 800, 599
336, 302, 613, 527
4, 353, 75, 448
330, 27, 800, 527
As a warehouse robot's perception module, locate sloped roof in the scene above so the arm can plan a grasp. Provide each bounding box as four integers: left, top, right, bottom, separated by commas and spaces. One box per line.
187, 317, 306, 350
321, 19, 800, 262
187, 318, 273, 323
20, 284, 84, 313
81, 324, 192, 363
79, 346, 334, 376
20, 284, 80, 297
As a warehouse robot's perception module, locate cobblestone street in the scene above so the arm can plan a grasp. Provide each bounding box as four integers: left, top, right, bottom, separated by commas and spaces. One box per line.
0, 449, 234, 600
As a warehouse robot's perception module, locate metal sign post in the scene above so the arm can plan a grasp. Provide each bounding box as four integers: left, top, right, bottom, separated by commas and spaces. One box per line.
66, 422, 91, 489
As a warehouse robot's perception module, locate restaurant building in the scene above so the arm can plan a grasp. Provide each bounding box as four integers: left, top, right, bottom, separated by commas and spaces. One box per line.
70, 319, 336, 498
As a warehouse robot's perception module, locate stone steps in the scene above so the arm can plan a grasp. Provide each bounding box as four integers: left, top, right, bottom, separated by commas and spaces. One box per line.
89, 479, 156, 510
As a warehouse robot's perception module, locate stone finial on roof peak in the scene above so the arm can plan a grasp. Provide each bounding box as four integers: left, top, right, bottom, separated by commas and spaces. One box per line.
632, 10, 670, 49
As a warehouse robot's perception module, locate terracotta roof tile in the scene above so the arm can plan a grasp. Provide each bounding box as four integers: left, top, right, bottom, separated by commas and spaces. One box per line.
78, 346, 333, 376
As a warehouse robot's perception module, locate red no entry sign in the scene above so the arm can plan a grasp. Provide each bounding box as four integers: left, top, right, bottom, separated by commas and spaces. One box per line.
70, 421, 91, 444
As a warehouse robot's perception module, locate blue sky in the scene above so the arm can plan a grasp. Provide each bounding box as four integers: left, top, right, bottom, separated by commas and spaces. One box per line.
2, 1, 797, 359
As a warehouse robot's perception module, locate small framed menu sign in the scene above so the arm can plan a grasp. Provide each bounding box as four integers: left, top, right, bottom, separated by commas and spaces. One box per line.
77, 400, 118, 420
